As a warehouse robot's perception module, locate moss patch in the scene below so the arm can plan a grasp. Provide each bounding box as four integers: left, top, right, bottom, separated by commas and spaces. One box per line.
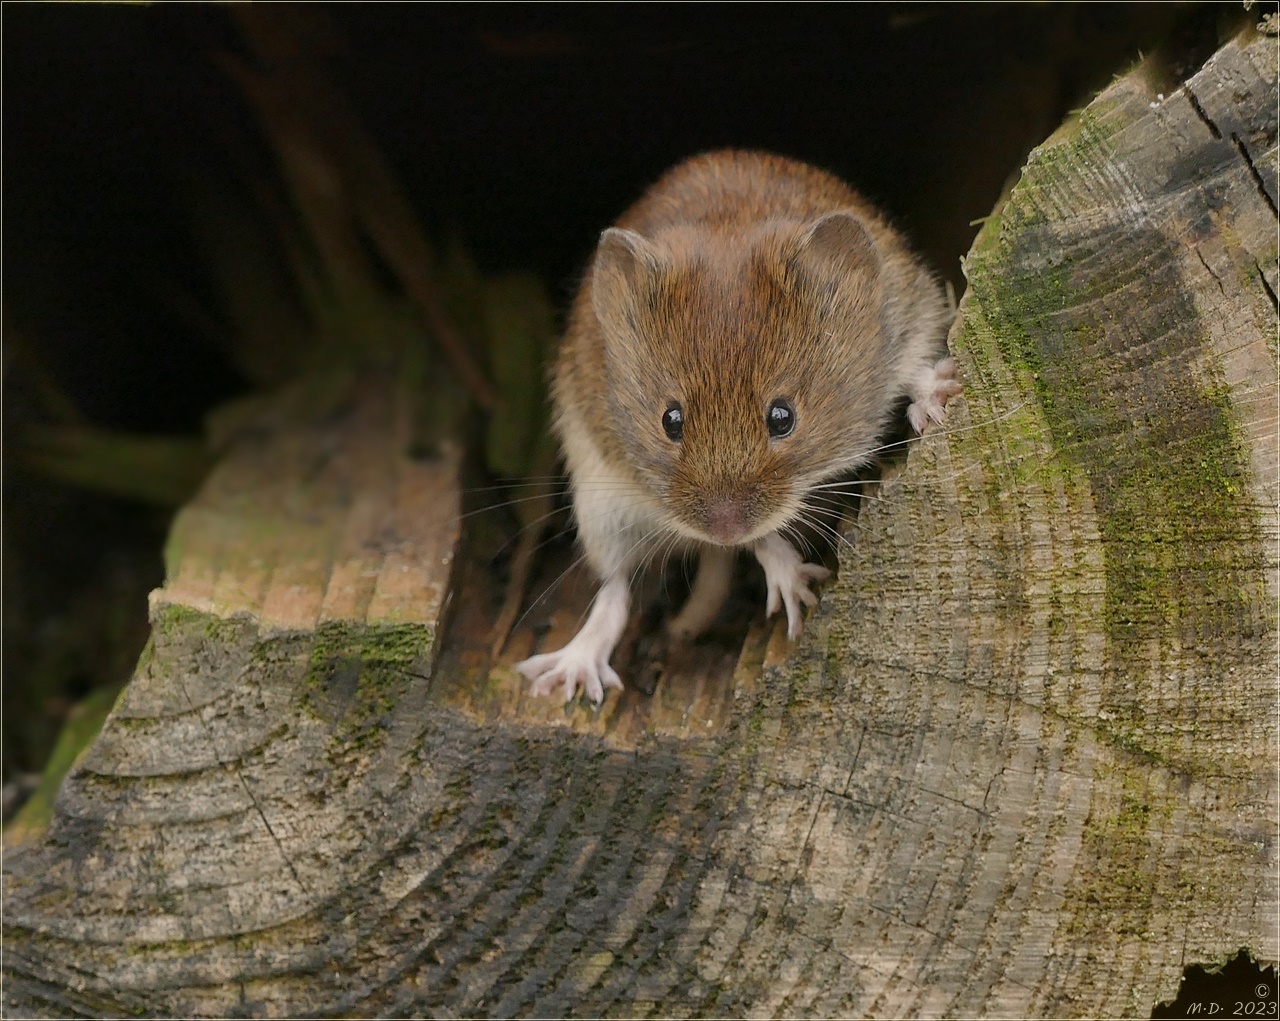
303, 620, 435, 757
959, 103, 1267, 768
151, 601, 251, 648
1079, 791, 1159, 920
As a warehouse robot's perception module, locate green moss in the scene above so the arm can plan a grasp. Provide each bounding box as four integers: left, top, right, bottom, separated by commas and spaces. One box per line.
303, 620, 435, 756
119, 604, 434, 771
150, 602, 250, 650
150, 602, 209, 636
958, 96, 1266, 771
1066, 765, 1170, 936
314, 619, 430, 666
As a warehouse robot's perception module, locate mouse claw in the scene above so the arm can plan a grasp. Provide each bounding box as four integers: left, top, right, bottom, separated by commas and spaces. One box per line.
515, 575, 629, 705
777, 562, 831, 638
517, 647, 623, 706
585, 663, 623, 705
907, 356, 963, 434
755, 534, 831, 639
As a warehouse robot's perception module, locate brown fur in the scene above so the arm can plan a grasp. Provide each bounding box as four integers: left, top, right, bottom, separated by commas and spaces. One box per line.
554, 149, 951, 549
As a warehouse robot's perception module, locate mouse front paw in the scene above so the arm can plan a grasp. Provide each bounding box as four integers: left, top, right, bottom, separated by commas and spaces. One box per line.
516, 647, 623, 705
754, 534, 832, 639
906, 356, 963, 434
515, 574, 630, 705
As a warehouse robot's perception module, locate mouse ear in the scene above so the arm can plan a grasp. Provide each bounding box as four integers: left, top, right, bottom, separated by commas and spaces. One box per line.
790, 211, 881, 285
592, 228, 660, 332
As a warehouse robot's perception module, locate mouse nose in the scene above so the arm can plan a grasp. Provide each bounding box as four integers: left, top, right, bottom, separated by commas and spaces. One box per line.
705, 496, 749, 545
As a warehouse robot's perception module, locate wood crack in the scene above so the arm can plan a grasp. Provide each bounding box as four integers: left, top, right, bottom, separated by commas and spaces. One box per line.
1184, 82, 1277, 220
1255, 260, 1280, 314
1231, 132, 1279, 219
915, 784, 990, 817
1194, 246, 1228, 298
176, 671, 311, 899
1181, 84, 1222, 140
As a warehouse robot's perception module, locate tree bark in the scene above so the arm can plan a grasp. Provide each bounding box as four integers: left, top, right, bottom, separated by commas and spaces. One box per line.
4, 26, 1276, 1019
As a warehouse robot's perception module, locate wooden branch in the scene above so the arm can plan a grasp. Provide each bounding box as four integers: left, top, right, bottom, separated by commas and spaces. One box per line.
3, 26, 1275, 1019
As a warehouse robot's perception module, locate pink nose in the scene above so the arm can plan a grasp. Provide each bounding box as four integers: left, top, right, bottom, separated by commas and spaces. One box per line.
706, 498, 747, 544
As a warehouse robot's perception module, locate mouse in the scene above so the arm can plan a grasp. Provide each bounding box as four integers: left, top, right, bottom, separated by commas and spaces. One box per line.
515, 149, 960, 704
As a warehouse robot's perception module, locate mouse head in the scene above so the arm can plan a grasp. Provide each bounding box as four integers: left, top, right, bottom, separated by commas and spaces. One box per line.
591, 211, 896, 546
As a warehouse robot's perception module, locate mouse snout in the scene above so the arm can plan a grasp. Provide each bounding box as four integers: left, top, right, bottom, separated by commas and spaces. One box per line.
671, 469, 777, 546
705, 496, 750, 545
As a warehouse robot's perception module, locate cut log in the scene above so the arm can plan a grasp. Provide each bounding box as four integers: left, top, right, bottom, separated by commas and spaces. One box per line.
4, 25, 1276, 1019
3, 373, 467, 1014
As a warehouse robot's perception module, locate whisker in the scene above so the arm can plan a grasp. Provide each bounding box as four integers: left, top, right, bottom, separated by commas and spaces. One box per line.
793, 509, 858, 555
454, 491, 567, 524
798, 399, 1033, 484
509, 548, 591, 637
460, 477, 569, 494
628, 527, 676, 591
514, 513, 676, 641
803, 476, 881, 489
802, 499, 874, 543
803, 484, 886, 502
779, 518, 825, 562
653, 530, 686, 600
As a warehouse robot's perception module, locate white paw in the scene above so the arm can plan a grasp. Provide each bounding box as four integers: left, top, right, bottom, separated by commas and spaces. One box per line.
516, 646, 623, 705
515, 575, 630, 705
906, 356, 963, 434
754, 534, 832, 639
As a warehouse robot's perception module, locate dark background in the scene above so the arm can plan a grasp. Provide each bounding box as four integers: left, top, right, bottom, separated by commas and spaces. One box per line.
1, 2, 1235, 783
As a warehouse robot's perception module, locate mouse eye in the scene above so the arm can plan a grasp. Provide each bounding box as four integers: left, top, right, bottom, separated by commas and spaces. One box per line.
767, 398, 795, 438
662, 402, 684, 442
